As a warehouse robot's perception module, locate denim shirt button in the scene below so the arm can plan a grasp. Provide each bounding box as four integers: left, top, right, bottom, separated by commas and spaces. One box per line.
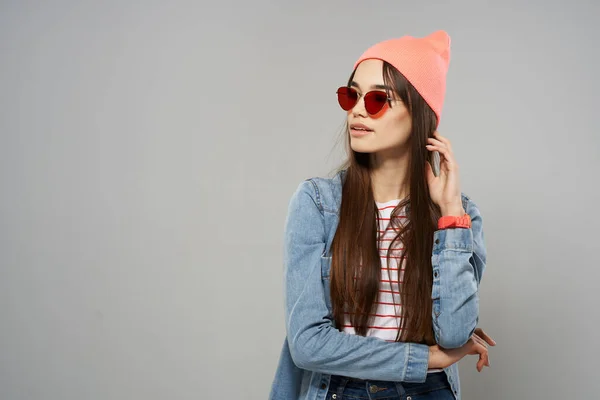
435, 239, 440, 244
320, 383, 327, 390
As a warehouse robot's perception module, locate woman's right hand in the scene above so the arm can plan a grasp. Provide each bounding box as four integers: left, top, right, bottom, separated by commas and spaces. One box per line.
428, 328, 495, 372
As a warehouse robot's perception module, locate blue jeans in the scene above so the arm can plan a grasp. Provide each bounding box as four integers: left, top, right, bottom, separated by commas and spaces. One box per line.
326, 371, 454, 400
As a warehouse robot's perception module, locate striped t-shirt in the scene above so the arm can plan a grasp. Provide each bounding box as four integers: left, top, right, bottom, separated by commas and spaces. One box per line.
341, 199, 406, 342
341, 198, 442, 373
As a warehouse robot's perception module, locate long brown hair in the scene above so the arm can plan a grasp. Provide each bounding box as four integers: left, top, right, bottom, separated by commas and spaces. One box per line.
329, 61, 442, 345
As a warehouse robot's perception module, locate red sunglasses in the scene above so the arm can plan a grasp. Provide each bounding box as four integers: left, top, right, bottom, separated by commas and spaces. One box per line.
336, 86, 394, 115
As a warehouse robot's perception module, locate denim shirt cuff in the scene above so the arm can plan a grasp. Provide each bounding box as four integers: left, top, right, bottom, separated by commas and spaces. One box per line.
432, 227, 473, 254
404, 343, 429, 382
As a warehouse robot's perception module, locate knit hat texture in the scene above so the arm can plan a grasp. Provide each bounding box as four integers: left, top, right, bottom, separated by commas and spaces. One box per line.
353, 30, 451, 124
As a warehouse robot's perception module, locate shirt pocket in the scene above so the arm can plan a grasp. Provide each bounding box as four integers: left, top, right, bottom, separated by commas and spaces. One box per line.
320, 254, 333, 313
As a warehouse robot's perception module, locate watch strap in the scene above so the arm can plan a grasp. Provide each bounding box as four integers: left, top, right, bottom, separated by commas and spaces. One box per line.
438, 213, 471, 230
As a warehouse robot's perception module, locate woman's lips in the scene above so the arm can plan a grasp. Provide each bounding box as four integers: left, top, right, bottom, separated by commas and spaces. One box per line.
350, 122, 373, 137
350, 128, 373, 137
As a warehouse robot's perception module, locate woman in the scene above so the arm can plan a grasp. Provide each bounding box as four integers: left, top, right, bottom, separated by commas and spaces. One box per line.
270, 30, 495, 400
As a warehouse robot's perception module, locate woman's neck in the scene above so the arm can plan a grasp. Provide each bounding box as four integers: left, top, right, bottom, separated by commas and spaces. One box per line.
369, 152, 410, 203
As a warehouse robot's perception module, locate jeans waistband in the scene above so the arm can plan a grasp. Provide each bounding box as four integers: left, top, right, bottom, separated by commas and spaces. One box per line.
328, 371, 450, 397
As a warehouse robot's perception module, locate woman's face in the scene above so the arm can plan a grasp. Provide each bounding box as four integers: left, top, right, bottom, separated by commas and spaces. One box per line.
346, 59, 412, 154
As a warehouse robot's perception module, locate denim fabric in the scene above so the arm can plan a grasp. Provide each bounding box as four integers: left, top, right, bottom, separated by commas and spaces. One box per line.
269, 169, 487, 400
326, 372, 453, 400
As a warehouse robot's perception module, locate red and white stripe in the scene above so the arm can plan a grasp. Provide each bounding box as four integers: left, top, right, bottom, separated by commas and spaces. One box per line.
342, 199, 407, 343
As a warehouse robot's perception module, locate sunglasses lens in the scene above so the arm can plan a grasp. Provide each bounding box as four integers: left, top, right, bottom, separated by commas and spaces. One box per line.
337, 87, 358, 111
364, 91, 388, 115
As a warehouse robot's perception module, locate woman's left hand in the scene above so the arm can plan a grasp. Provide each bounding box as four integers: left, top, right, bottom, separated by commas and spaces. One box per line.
425, 131, 465, 216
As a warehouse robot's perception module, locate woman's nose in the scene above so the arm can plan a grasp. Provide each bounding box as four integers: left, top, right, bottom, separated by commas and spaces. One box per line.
351, 96, 367, 117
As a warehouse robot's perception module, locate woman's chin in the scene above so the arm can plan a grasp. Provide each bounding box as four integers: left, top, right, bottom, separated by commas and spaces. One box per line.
349, 141, 375, 154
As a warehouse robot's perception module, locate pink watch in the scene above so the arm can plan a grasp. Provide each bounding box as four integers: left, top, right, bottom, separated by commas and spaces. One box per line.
438, 213, 471, 230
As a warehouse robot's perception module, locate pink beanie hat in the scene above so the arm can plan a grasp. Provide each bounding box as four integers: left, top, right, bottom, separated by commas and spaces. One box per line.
353, 30, 451, 125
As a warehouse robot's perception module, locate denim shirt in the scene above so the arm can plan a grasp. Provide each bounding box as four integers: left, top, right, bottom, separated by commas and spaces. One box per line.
269, 169, 487, 400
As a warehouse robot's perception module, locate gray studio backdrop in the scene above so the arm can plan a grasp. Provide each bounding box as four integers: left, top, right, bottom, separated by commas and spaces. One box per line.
1, 1, 598, 399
